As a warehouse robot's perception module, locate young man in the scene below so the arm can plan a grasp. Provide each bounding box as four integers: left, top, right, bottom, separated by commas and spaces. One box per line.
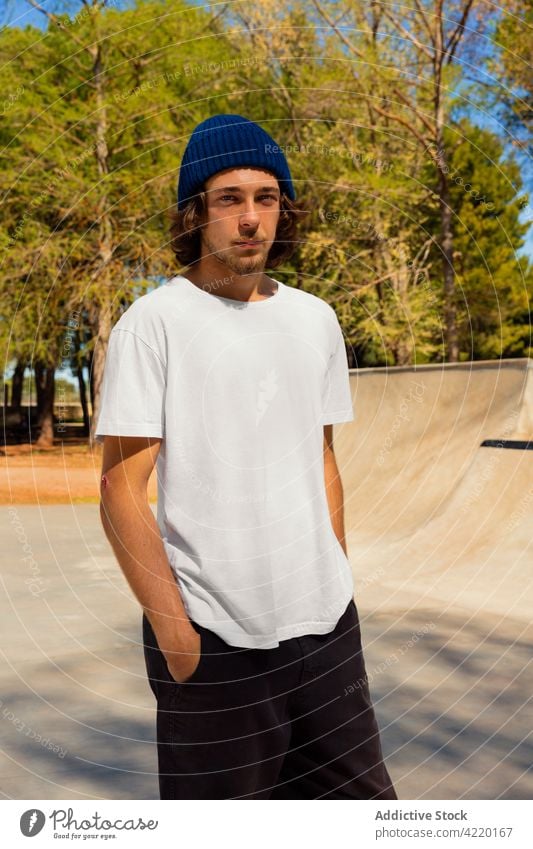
95, 114, 397, 801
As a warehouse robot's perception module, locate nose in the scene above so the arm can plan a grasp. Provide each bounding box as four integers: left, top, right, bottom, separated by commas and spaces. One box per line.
238, 199, 261, 229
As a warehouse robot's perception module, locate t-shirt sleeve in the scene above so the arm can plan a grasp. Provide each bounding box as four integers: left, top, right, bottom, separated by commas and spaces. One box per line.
321, 317, 354, 425
94, 328, 166, 444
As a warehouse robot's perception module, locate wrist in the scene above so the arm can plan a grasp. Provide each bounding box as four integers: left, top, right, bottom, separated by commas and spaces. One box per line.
146, 610, 198, 645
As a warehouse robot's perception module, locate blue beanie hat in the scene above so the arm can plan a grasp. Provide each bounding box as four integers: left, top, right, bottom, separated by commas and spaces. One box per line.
177, 114, 296, 209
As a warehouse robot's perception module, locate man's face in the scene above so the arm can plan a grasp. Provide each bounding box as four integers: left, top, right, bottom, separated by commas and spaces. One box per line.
200, 168, 281, 275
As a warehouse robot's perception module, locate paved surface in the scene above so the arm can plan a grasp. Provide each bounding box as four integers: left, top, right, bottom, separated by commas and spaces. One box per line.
1, 359, 532, 799
337, 358, 533, 622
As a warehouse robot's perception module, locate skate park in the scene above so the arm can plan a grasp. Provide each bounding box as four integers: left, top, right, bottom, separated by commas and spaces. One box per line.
1, 358, 532, 799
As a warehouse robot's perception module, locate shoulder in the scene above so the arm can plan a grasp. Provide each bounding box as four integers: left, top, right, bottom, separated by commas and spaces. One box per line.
111, 279, 184, 350
281, 281, 338, 318
281, 282, 341, 341
113, 282, 175, 330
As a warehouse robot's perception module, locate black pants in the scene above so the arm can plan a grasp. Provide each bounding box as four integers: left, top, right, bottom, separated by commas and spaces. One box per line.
142, 598, 398, 800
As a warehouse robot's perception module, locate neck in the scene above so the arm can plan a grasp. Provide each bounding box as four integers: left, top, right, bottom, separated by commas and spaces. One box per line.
184, 261, 275, 302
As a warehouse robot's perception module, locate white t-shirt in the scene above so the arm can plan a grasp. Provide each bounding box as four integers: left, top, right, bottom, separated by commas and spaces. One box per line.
95, 274, 355, 648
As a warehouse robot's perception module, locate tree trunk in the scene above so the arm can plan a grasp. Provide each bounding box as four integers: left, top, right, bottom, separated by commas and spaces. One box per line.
436, 139, 459, 362
394, 339, 411, 367
74, 330, 90, 436
88, 37, 114, 444
11, 360, 26, 409
34, 361, 55, 448
434, 11, 459, 363
89, 309, 111, 443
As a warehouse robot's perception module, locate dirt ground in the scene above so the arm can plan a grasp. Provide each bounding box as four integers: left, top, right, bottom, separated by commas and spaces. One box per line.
0, 442, 158, 504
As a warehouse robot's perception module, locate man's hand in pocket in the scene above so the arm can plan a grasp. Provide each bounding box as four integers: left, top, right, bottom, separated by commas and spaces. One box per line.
160, 629, 202, 684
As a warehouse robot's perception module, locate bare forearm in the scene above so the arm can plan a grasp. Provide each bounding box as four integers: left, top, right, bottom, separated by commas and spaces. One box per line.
99, 491, 197, 647
324, 452, 348, 556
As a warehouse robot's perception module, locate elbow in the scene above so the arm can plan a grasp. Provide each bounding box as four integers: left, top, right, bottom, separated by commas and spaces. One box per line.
99, 476, 118, 530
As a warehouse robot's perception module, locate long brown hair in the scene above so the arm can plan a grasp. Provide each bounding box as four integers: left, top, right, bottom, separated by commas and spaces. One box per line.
167, 189, 309, 270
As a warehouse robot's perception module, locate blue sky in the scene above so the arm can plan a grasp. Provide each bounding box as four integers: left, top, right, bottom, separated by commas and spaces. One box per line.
2, 0, 134, 28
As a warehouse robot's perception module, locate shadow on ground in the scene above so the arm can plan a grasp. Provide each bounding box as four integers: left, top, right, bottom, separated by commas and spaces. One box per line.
1, 505, 531, 799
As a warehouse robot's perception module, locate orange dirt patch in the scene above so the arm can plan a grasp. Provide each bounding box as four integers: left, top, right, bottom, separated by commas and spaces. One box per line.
0, 443, 157, 504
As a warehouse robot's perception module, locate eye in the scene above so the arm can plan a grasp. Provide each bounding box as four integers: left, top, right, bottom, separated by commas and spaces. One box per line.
217, 193, 278, 203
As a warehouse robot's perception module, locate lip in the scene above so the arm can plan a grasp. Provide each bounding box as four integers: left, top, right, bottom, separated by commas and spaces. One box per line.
234, 240, 264, 247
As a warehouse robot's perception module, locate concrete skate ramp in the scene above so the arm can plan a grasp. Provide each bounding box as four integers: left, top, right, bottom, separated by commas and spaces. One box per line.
336, 359, 533, 620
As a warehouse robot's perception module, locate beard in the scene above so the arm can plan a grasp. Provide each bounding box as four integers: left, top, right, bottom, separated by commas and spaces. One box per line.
203, 232, 267, 276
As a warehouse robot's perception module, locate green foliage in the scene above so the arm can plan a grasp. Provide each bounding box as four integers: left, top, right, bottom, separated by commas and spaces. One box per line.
0, 0, 531, 398
446, 121, 532, 358
0, 0, 267, 374
490, 0, 533, 154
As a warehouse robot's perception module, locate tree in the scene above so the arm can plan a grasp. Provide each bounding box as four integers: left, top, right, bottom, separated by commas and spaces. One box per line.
1, 0, 243, 443
443, 121, 532, 357
490, 0, 533, 156
308, 0, 496, 362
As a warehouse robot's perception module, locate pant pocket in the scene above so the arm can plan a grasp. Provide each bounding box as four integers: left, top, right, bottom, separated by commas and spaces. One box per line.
142, 613, 197, 703
180, 627, 211, 684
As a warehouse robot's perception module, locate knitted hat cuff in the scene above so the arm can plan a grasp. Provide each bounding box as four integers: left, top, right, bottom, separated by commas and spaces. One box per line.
177, 114, 296, 209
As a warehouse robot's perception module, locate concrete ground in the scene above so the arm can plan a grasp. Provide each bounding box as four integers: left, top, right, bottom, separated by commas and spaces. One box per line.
1, 503, 531, 800
1, 358, 532, 799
